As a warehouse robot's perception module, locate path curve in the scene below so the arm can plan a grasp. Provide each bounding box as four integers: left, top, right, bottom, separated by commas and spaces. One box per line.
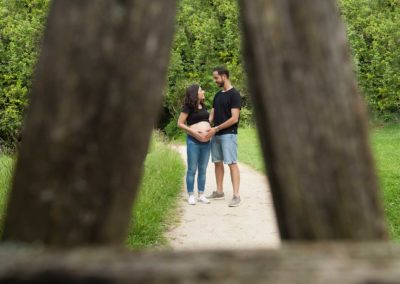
166, 145, 280, 250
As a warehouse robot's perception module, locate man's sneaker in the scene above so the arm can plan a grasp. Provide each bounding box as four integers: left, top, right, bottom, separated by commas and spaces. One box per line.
229, 196, 241, 207
188, 195, 196, 205
198, 194, 210, 204
206, 191, 225, 200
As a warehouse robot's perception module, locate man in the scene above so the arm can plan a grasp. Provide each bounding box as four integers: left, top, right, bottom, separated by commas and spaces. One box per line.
205, 67, 241, 207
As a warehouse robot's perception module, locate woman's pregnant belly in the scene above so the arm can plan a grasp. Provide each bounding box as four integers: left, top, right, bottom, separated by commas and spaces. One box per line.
189, 121, 211, 141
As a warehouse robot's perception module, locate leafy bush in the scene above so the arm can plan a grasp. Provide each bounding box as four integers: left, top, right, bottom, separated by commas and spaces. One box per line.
339, 0, 400, 116
164, 118, 182, 140
0, 0, 50, 149
239, 107, 255, 128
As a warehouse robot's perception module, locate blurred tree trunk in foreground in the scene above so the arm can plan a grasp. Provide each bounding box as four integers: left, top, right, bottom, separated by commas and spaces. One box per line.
240, 0, 387, 240
2, 0, 177, 246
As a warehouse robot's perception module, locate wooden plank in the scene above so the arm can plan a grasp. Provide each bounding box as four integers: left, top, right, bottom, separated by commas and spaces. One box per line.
1, 243, 400, 283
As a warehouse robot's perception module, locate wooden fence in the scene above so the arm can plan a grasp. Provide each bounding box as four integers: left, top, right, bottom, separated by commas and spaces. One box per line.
0, 1, 395, 283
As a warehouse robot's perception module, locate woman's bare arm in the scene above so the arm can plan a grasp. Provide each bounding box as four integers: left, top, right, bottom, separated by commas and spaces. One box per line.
177, 112, 207, 142
209, 108, 214, 124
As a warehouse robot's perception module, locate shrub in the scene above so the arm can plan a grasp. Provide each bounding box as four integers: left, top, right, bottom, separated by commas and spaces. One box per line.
0, 0, 50, 149
339, 0, 400, 116
164, 118, 182, 140
239, 107, 255, 128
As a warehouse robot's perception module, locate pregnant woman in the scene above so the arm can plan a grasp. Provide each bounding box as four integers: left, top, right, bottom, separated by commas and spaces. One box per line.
177, 84, 212, 205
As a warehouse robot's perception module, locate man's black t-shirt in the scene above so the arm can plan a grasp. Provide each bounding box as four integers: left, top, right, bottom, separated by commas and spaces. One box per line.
182, 103, 210, 126
212, 88, 241, 135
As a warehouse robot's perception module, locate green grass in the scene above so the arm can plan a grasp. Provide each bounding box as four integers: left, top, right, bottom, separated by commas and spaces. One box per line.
237, 125, 400, 239
237, 128, 265, 172
125, 133, 185, 249
0, 155, 13, 236
371, 124, 400, 239
0, 133, 185, 248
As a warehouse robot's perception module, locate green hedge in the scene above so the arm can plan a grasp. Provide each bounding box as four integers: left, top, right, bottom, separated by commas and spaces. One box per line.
339, 0, 400, 117
0, 0, 49, 149
1, 0, 399, 148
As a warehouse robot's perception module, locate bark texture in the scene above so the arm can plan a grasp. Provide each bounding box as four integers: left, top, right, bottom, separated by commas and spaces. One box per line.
1, 243, 400, 283
2, 0, 177, 246
239, 0, 387, 239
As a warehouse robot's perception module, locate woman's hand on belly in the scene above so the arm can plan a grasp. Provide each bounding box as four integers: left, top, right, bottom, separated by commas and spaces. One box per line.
190, 131, 209, 142
189, 122, 211, 142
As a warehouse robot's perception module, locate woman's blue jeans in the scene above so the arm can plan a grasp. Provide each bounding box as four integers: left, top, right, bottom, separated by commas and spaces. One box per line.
186, 135, 211, 194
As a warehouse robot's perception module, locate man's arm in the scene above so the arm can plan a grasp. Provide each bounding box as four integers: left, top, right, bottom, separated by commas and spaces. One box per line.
205, 108, 240, 139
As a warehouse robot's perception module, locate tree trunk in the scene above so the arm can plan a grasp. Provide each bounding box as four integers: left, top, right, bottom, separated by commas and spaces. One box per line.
239, 0, 387, 239
2, 0, 177, 246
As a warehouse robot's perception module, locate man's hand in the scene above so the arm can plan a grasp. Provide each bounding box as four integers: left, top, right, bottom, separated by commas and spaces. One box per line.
205, 127, 218, 140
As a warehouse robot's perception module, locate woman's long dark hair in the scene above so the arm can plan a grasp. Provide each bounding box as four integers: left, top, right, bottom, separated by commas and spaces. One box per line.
184, 84, 203, 111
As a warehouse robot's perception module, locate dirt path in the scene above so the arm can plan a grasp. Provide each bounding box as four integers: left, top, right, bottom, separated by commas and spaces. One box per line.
166, 145, 280, 250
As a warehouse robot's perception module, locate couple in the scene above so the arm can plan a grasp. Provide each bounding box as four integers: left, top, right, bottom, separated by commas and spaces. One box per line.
177, 67, 241, 207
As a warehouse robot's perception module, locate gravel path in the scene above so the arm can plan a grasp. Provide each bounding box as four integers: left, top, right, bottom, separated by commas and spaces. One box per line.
166, 145, 280, 250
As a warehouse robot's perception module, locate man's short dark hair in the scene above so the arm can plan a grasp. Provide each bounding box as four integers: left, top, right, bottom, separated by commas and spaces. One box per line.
213, 66, 229, 79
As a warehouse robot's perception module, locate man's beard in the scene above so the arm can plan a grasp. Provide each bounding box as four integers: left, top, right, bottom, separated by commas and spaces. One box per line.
218, 81, 224, 87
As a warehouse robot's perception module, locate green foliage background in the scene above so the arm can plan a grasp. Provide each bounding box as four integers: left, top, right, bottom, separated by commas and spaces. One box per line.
164, 0, 250, 138
0, 0, 399, 148
339, 0, 400, 119
0, 0, 49, 149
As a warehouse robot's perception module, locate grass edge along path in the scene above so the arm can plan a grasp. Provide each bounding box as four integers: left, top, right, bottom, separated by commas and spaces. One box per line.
126, 132, 185, 249
237, 127, 265, 173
